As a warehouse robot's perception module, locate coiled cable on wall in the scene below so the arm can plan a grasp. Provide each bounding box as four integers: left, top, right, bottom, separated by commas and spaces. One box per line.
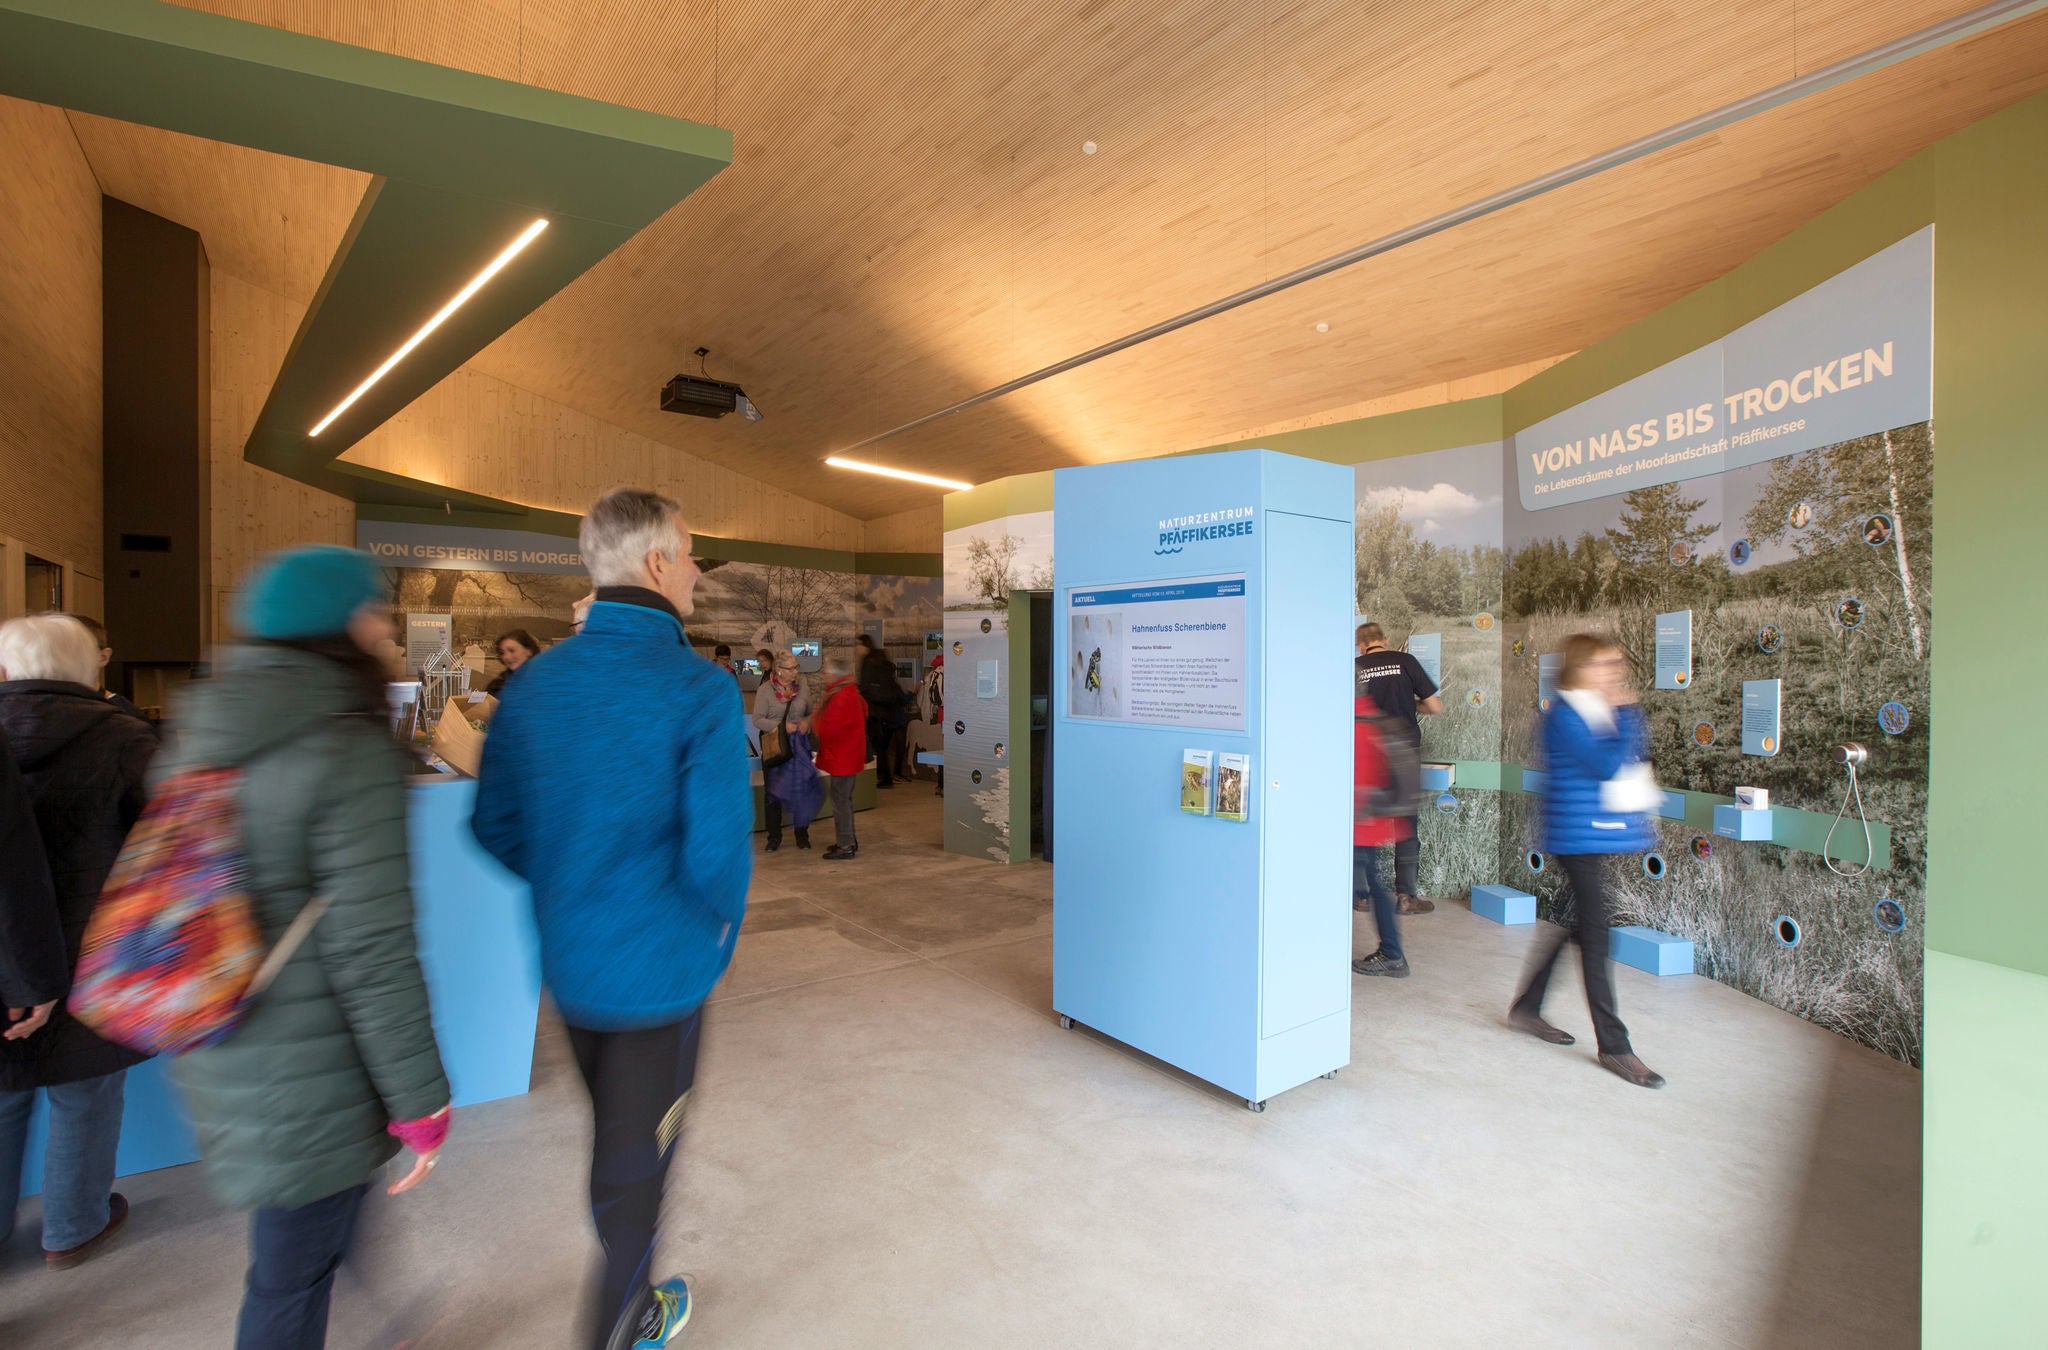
1824, 759, 1874, 879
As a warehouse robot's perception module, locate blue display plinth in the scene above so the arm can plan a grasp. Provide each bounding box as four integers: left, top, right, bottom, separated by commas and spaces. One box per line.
1420, 762, 1455, 791
18, 777, 541, 1200
1470, 884, 1536, 925
1051, 450, 1352, 1109
1713, 804, 1774, 841
1610, 925, 1696, 976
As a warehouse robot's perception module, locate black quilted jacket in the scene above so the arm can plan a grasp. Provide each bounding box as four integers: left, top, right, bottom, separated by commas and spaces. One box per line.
0, 681, 157, 1090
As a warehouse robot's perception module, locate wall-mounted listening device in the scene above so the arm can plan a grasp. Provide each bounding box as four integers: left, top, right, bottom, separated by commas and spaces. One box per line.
1824, 742, 1874, 877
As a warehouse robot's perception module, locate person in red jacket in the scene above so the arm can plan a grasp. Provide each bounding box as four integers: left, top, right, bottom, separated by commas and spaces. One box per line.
1352, 692, 1416, 978
811, 654, 869, 861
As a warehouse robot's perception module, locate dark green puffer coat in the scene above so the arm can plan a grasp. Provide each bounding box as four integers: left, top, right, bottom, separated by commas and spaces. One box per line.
161, 645, 449, 1211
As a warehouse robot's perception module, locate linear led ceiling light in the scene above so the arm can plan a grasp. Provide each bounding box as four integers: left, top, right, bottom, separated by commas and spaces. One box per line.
309, 218, 550, 436
824, 456, 974, 492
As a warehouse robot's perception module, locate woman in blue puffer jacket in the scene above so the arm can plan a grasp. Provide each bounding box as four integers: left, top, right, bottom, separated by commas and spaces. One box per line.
1508, 633, 1665, 1089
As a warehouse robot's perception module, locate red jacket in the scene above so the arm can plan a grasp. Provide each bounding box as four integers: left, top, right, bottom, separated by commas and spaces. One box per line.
813, 676, 869, 776
1354, 694, 1413, 847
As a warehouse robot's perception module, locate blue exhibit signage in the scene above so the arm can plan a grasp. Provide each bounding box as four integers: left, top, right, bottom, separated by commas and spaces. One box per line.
358, 519, 587, 575
1742, 679, 1782, 757
1407, 633, 1442, 687
1514, 229, 1932, 510
1655, 610, 1692, 690
1069, 578, 1245, 607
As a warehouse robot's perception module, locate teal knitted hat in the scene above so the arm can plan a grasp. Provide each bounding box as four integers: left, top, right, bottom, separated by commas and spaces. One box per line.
234, 545, 385, 640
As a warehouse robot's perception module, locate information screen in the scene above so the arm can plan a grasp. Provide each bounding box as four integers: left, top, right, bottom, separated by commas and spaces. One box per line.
1065, 575, 1247, 730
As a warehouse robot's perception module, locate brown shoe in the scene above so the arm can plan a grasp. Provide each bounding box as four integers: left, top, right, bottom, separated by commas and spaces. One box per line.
1508, 1011, 1575, 1046
1396, 892, 1435, 915
46, 1192, 128, 1270
1599, 1052, 1666, 1089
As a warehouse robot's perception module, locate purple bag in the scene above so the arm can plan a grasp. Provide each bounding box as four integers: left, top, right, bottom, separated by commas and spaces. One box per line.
765, 729, 823, 827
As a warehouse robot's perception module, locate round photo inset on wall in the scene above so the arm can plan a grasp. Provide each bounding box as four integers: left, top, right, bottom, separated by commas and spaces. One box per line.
1435, 792, 1459, 815
1878, 701, 1911, 736
1864, 512, 1894, 548
1691, 835, 1713, 861
953, 719, 965, 735
1836, 597, 1865, 630
1526, 850, 1545, 873
1642, 852, 1667, 880
993, 742, 1006, 758
1668, 541, 1691, 566
952, 641, 963, 655
1473, 612, 1495, 632
970, 769, 983, 784
1774, 915, 1802, 948
1873, 898, 1906, 933
1761, 734, 1777, 753
1729, 538, 1752, 566
1466, 689, 1486, 710
1758, 624, 1784, 654
1788, 500, 1814, 530
979, 617, 993, 634
1673, 670, 1689, 687
1511, 638, 1526, 659
1692, 721, 1715, 747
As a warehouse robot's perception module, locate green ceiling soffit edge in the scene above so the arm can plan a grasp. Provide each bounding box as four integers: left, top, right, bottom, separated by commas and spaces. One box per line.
0, 0, 731, 510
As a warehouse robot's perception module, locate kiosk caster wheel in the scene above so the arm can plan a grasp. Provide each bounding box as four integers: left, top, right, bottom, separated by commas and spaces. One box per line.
1321, 1070, 1338, 1080
1058, 1014, 1074, 1031
1245, 1098, 1266, 1114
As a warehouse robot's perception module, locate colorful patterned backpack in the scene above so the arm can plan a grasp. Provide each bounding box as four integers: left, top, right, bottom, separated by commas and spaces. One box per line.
71, 768, 323, 1055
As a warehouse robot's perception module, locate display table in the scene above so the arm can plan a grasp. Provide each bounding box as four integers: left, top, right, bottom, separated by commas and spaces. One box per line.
18, 777, 541, 1198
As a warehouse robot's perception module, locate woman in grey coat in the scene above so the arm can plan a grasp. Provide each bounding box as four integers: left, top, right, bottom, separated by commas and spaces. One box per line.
162, 547, 452, 1350
753, 649, 817, 851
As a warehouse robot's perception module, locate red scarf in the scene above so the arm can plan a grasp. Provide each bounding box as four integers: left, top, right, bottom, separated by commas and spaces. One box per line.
770, 671, 799, 702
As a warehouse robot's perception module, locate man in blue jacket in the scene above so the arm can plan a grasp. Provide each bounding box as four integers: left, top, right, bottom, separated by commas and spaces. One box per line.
474, 487, 752, 1350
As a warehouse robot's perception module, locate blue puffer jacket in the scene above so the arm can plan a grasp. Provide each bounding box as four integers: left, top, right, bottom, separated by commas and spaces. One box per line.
473, 598, 753, 1030
1536, 695, 1655, 855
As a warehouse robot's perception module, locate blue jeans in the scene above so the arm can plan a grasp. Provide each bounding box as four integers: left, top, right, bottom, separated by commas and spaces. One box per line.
1353, 845, 1402, 961
0, 1069, 127, 1250
236, 1183, 370, 1350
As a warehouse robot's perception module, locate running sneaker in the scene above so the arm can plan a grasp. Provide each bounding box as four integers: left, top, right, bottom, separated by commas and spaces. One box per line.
1350, 950, 1411, 978
609, 1276, 693, 1350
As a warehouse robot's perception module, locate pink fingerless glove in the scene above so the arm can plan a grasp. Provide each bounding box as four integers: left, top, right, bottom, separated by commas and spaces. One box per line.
387, 1105, 451, 1154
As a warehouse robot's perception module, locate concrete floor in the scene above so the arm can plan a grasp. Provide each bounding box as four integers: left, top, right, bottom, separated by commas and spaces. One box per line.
1, 785, 1920, 1348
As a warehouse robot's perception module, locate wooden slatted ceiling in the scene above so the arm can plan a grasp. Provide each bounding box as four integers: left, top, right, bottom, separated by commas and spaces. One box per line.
135, 0, 2048, 526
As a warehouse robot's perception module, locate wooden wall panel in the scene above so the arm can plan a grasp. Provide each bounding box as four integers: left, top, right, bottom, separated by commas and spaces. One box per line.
861, 504, 942, 555
338, 367, 865, 551
0, 95, 102, 597
209, 271, 354, 639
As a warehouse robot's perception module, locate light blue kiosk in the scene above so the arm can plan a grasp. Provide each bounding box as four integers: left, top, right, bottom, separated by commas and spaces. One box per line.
1052, 449, 1353, 1111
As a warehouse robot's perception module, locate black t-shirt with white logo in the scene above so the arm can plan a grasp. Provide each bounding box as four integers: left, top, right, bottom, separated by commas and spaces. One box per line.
1355, 649, 1437, 731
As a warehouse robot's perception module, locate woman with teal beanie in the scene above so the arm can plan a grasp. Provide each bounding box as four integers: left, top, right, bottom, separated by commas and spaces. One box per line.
160, 546, 452, 1349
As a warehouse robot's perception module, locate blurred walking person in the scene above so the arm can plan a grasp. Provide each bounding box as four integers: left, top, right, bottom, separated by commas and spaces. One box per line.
754, 649, 819, 852
855, 635, 904, 788
812, 653, 868, 861
1354, 624, 1442, 915
474, 489, 752, 1350
1508, 633, 1665, 1089
1349, 690, 1415, 979
0, 614, 157, 1267
163, 547, 452, 1347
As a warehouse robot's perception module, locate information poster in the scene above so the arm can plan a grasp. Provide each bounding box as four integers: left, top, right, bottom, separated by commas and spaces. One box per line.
1742, 679, 1782, 756
1407, 633, 1443, 688
1655, 610, 1693, 690
1067, 576, 1247, 730
405, 613, 452, 677
1537, 652, 1562, 711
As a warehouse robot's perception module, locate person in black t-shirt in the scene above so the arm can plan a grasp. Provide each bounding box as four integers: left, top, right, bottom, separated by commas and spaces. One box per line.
1354, 623, 1443, 914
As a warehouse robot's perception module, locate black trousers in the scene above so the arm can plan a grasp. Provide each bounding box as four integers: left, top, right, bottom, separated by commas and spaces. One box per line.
236, 1183, 369, 1350
566, 1013, 705, 1350
1511, 853, 1632, 1055
865, 716, 894, 784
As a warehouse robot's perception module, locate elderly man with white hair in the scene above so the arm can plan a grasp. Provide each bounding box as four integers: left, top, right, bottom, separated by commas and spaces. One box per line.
473, 487, 752, 1350
0, 612, 158, 1268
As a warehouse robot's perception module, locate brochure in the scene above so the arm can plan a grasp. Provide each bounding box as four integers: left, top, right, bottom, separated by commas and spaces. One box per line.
1214, 752, 1250, 822
1180, 749, 1214, 816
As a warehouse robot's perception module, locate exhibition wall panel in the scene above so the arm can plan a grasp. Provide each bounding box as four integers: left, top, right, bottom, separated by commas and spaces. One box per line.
0, 93, 103, 591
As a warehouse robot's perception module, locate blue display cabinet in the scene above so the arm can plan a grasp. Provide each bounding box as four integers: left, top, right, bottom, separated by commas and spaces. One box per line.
1051, 449, 1353, 1111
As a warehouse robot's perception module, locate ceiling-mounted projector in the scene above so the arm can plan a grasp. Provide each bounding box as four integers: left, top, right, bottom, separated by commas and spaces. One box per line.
661, 373, 750, 419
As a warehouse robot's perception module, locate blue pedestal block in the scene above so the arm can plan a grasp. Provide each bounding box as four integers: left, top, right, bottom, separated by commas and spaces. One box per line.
1713, 804, 1774, 841
1471, 884, 1536, 925
1657, 790, 1689, 821
1519, 769, 1547, 795
1420, 762, 1455, 791
1610, 924, 1695, 975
